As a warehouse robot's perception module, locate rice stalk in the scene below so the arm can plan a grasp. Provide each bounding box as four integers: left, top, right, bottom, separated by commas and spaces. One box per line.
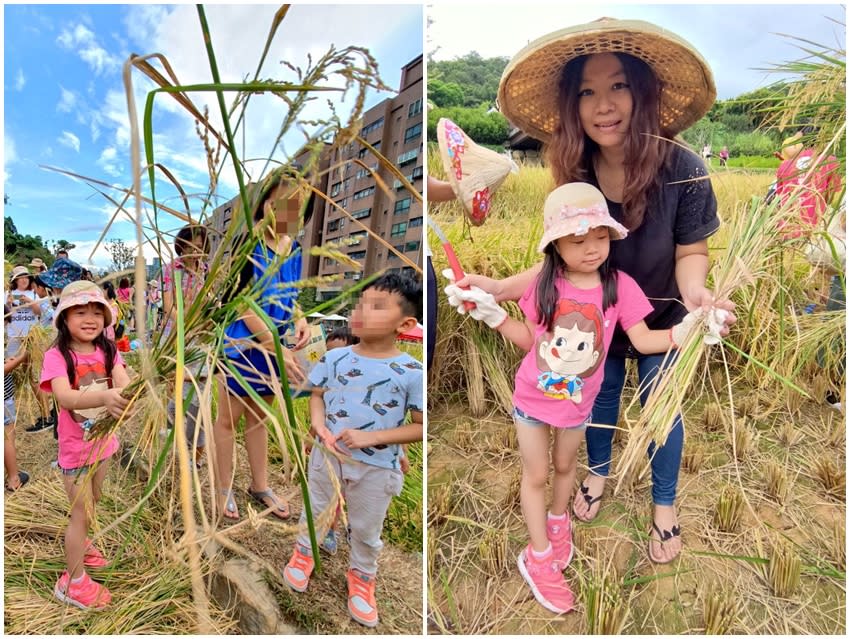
700, 582, 742, 634
713, 485, 744, 533
812, 457, 845, 499
613, 170, 833, 489
766, 539, 801, 599
830, 518, 845, 570
777, 420, 803, 447
764, 460, 790, 503
702, 400, 726, 431
477, 528, 510, 575
825, 413, 844, 448
582, 559, 629, 634
732, 421, 756, 461
682, 442, 707, 473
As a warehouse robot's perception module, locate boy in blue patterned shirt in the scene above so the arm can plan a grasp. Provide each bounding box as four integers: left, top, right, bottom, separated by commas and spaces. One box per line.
283, 273, 423, 628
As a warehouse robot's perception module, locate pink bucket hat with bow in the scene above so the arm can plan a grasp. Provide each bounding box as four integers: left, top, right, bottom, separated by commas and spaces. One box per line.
538, 182, 628, 252
54, 280, 114, 329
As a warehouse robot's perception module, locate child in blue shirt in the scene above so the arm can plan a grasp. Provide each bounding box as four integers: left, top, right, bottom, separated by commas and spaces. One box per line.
283, 273, 423, 628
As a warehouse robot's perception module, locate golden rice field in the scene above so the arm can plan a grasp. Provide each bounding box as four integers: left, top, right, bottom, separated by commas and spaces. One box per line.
426, 163, 845, 635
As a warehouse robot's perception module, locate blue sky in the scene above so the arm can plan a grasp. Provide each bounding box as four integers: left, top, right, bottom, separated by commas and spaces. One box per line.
4, 4, 423, 271
429, 3, 846, 99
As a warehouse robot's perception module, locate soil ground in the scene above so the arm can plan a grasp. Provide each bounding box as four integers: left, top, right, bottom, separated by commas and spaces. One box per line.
427, 376, 846, 635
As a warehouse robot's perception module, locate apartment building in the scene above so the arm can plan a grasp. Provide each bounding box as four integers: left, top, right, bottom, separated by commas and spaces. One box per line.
316, 55, 424, 301
208, 55, 424, 303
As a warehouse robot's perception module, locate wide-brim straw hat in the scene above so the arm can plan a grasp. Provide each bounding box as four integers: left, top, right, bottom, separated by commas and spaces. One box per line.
538, 182, 628, 252
436, 118, 518, 225
8, 265, 31, 283
54, 280, 113, 329
29, 258, 45, 269
498, 17, 716, 142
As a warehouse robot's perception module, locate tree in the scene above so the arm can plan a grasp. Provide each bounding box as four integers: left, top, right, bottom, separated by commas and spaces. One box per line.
105, 238, 135, 272
4, 215, 53, 266
54, 239, 77, 254
427, 106, 510, 146
429, 80, 465, 108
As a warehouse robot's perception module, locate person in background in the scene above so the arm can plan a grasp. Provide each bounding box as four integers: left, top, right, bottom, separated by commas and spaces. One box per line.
6, 266, 51, 434
162, 224, 211, 468
4, 304, 30, 492
718, 146, 729, 168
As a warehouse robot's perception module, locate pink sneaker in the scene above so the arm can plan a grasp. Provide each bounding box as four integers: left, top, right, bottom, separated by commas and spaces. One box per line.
54, 571, 111, 610
547, 512, 574, 569
84, 539, 109, 568
516, 545, 574, 614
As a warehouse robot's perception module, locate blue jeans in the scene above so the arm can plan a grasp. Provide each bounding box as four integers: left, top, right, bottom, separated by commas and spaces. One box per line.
586, 352, 684, 506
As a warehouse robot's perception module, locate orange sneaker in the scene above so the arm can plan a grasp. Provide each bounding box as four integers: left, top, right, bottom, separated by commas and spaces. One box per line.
54, 571, 111, 610
84, 539, 109, 568
347, 568, 378, 628
282, 543, 314, 593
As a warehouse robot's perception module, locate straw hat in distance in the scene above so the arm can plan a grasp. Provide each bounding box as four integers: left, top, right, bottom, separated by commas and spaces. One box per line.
498, 17, 716, 142
8, 265, 32, 283
436, 118, 518, 226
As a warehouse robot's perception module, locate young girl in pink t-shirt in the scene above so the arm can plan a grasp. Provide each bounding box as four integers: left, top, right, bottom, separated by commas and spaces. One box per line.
39, 281, 130, 611
445, 183, 700, 614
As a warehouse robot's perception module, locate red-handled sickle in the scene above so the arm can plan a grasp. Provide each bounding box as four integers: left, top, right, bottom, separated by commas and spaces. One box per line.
427, 218, 476, 311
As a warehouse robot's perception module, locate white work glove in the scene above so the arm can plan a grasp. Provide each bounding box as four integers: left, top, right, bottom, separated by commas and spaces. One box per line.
670, 308, 730, 348
441, 269, 466, 313
443, 284, 508, 328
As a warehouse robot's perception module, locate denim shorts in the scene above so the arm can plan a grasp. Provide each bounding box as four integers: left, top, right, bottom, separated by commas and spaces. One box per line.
513, 406, 588, 430
4, 398, 16, 428
59, 464, 92, 477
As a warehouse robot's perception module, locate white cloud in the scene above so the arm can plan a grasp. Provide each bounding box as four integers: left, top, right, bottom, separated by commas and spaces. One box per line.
56, 21, 121, 75
98, 146, 121, 177
15, 69, 25, 91
121, 4, 421, 195
58, 131, 81, 152
57, 86, 77, 113
4, 135, 17, 182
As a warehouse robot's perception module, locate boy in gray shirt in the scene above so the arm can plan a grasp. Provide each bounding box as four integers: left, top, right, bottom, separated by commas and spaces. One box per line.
283, 273, 423, 628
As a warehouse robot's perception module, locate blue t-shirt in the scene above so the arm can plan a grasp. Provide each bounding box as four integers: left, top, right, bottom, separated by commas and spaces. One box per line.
308, 346, 423, 471
223, 239, 301, 358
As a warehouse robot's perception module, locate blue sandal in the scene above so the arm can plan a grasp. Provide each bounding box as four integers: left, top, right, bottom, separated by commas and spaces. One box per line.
247, 488, 290, 520
219, 488, 239, 520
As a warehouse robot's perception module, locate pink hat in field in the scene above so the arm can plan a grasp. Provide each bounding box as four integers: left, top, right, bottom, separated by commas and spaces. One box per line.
54, 280, 114, 329
538, 182, 628, 252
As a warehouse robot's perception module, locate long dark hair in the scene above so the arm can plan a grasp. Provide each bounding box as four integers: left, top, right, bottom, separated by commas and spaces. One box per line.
546, 52, 673, 231
536, 242, 618, 331
54, 307, 116, 388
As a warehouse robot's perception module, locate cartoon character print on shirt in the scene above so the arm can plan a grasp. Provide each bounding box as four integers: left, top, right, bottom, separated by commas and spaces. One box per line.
70, 360, 112, 427
535, 299, 604, 404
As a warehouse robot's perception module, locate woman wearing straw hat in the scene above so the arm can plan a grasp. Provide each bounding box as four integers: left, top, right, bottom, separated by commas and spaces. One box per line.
449, 17, 736, 565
